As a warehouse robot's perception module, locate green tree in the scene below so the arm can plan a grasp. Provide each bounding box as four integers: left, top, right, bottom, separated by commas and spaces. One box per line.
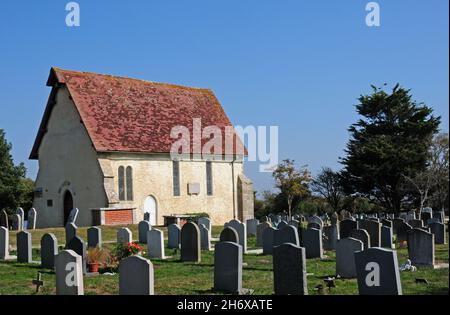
0, 129, 32, 215
340, 84, 440, 213
311, 167, 345, 212
272, 159, 311, 218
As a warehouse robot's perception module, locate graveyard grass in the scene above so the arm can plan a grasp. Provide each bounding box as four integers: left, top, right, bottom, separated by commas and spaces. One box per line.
1, 225, 448, 295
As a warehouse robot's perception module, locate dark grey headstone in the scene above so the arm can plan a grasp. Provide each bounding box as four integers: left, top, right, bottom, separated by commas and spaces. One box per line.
27, 208, 37, 230
354, 248, 402, 295
407, 228, 435, 267
396, 221, 412, 243
199, 224, 211, 251
17, 231, 32, 263
214, 242, 243, 294
65, 222, 77, 247
381, 219, 392, 228
138, 221, 151, 243
16, 208, 25, 228
256, 222, 271, 247
67, 236, 87, 274
117, 227, 132, 244
41, 233, 58, 269
0, 209, 8, 229
358, 220, 381, 247
323, 225, 339, 250
246, 218, 259, 236
350, 229, 371, 249
220, 226, 239, 243
309, 215, 323, 229
429, 222, 446, 244
0, 226, 10, 259
273, 243, 307, 295
339, 219, 357, 239
392, 218, 405, 234
67, 208, 79, 224
12, 214, 22, 231
336, 237, 364, 278
303, 228, 323, 259
420, 211, 432, 223
87, 227, 102, 248
55, 250, 84, 295
181, 222, 201, 262
277, 221, 289, 230
408, 219, 424, 229
381, 226, 393, 249
119, 255, 154, 295
307, 222, 321, 230
274, 225, 299, 247
147, 229, 165, 259
167, 223, 181, 249
262, 226, 276, 255
224, 219, 247, 253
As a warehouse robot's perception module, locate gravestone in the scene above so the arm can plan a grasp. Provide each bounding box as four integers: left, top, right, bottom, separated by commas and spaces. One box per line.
396, 221, 413, 243
427, 218, 440, 225
246, 218, 259, 236
277, 221, 288, 230
323, 225, 339, 250
262, 226, 276, 255
0, 226, 9, 260
67, 236, 87, 274
0, 209, 8, 229
381, 226, 394, 249
350, 229, 371, 249
339, 219, 357, 239
274, 225, 299, 247
214, 242, 243, 294
288, 219, 300, 229
354, 248, 402, 295
381, 219, 392, 228
55, 250, 84, 295
407, 229, 435, 267
273, 243, 307, 295
167, 224, 181, 249
392, 218, 405, 234
408, 219, 424, 229
307, 222, 321, 230
147, 229, 165, 259
41, 233, 58, 269
303, 228, 323, 259
358, 220, 381, 247
219, 226, 239, 243
138, 221, 152, 243
119, 255, 154, 295
87, 227, 102, 248
420, 211, 432, 223
309, 215, 323, 229
200, 224, 211, 251
224, 219, 247, 253
180, 222, 201, 262
27, 208, 37, 230
432, 211, 444, 223
67, 208, 79, 224
12, 214, 22, 231
198, 217, 211, 232
256, 222, 271, 247
17, 231, 32, 263
336, 237, 364, 278
117, 227, 132, 244
16, 207, 25, 228
331, 212, 339, 225
65, 222, 77, 247
429, 222, 446, 244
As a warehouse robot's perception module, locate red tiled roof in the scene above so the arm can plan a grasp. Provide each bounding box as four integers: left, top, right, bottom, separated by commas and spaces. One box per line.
30, 67, 245, 159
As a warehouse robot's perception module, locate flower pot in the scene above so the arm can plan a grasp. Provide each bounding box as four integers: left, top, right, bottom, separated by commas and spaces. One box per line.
89, 262, 100, 273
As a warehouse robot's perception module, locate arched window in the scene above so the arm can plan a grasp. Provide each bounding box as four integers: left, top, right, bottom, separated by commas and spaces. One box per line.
126, 166, 133, 201
118, 166, 125, 201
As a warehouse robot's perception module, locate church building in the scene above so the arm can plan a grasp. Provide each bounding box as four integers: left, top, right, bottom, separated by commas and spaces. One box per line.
29, 67, 254, 227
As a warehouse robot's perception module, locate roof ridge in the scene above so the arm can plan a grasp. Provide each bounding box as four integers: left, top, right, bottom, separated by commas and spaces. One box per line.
52, 67, 213, 92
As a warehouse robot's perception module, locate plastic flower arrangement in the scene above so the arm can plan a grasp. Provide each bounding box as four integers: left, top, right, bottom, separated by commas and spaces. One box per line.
114, 241, 143, 260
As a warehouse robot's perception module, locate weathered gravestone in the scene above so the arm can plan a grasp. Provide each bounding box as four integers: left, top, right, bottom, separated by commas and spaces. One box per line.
214, 241, 243, 294
381, 226, 394, 249
117, 227, 132, 244
119, 255, 154, 295
336, 237, 364, 278
309, 215, 323, 229
224, 219, 247, 253
0, 209, 8, 229
138, 221, 152, 243
246, 218, 259, 236
358, 220, 381, 247
277, 221, 289, 230
323, 225, 339, 250
198, 217, 211, 232
288, 219, 300, 229
408, 219, 424, 229
307, 222, 321, 230
181, 222, 201, 262
381, 219, 392, 228
432, 211, 444, 224
55, 250, 84, 295
350, 229, 371, 249
274, 225, 299, 247
339, 219, 357, 239
354, 248, 402, 295
420, 210, 432, 223
87, 226, 102, 248
220, 226, 239, 243
396, 221, 412, 243
17, 231, 32, 263
12, 214, 22, 231
392, 218, 405, 234
262, 226, 276, 255
273, 243, 307, 295
429, 222, 446, 244
147, 229, 165, 259
65, 222, 77, 247
167, 223, 181, 249
41, 233, 58, 269
67, 236, 87, 274
303, 228, 323, 259
407, 228, 435, 267
256, 222, 271, 247
27, 208, 37, 230
0, 226, 10, 260
200, 224, 211, 251
67, 208, 79, 224
16, 207, 25, 229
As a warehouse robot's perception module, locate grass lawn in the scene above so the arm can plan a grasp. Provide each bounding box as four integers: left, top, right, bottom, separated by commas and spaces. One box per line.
1, 225, 448, 295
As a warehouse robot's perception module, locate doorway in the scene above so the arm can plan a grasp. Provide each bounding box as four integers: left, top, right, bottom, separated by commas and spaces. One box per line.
63, 190, 73, 226
144, 196, 157, 225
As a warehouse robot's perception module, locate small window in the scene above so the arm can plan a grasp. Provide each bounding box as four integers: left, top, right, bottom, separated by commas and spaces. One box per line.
118, 166, 125, 201
47, 200, 53, 207
126, 166, 133, 201
206, 161, 213, 196
173, 161, 180, 196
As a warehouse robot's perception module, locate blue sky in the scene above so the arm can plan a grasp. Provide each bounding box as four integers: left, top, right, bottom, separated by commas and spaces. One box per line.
0, 0, 448, 194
